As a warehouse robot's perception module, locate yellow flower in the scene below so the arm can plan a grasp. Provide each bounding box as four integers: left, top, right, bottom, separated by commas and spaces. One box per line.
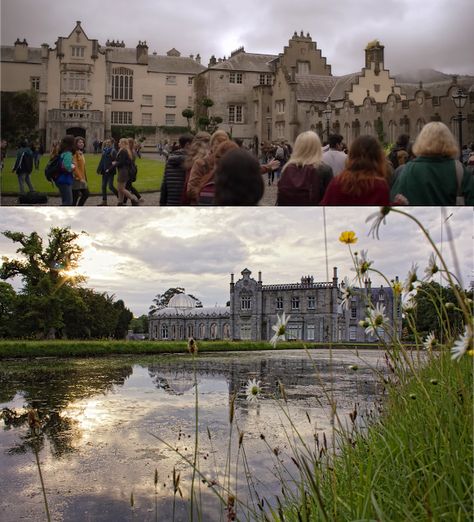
339, 231, 358, 244
392, 280, 403, 296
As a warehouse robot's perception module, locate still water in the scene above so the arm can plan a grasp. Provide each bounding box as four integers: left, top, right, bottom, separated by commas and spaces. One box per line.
0, 349, 386, 521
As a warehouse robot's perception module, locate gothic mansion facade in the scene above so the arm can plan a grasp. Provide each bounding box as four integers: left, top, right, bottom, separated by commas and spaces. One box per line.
2, 22, 473, 150
148, 269, 401, 343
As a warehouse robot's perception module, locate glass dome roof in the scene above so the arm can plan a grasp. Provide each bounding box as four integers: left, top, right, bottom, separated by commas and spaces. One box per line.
168, 293, 196, 309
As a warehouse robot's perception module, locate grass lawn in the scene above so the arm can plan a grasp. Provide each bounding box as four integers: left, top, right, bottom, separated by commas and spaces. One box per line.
1, 154, 165, 195
0, 340, 392, 359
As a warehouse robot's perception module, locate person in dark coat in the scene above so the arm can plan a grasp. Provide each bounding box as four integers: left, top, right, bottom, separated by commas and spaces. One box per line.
160, 134, 193, 206
96, 139, 118, 206
277, 131, 333, 206
12, 139, 35, 194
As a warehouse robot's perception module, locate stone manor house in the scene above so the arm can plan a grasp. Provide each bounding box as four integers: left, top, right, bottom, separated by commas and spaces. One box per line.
1, 22, 473, 151
148, 268, 401, 343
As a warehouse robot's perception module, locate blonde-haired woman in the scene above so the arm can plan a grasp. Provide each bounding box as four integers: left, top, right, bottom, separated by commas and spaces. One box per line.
391, 121, 473, 205
277, 131, 333, 205
113, 138, 139, 206
186, 130, 229, 204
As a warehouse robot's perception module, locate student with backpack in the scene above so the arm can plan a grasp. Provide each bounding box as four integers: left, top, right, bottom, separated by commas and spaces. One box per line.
96, 139, 119, 206
12, 140, 35, 194
54, 135, 76, 206
277, 131, 333, 205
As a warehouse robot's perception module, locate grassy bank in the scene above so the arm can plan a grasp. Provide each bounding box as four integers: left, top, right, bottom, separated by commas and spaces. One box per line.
271, 351, 473, 521
0, 340, 391, 359
1, 154, 164, 195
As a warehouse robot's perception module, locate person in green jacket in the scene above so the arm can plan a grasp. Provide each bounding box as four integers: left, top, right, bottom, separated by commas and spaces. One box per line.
391, 122, 474, 205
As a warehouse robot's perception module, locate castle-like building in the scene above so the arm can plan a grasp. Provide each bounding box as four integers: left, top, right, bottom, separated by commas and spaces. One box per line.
1, 22, 473, 151
148, 269, 401, 343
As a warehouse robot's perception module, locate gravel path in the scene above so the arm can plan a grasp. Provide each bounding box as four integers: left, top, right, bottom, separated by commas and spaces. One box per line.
1, 175, 278, 207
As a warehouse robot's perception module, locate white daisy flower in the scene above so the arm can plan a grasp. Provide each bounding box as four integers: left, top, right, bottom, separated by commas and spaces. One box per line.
245, 378, 262, 402
340, 277, 355, 311
402, 295, 417, 313
353, 249, 372, 276
423, 332, 436, 351
366, 207, 391, 239
270, 312, 290, 347
404, 263, 419, 293
451, 325, 473, 362
364, 303, 387, 336
424, 253, 439, 280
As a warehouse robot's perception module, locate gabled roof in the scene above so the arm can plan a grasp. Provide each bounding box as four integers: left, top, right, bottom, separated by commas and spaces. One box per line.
210, 52, 277, 72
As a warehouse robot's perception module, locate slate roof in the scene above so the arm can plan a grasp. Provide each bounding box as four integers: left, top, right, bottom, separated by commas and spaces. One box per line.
108, 48, 205, 74
295, 74, 337, 102
210, 51, 277, 72
328, 73, 361, 101
1, 46, 42, 64
295, 72, 364, 103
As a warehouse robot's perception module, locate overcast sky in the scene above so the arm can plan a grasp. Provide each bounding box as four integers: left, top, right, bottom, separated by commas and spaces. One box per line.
0, 207, 472, 316
1, 0, 474, 76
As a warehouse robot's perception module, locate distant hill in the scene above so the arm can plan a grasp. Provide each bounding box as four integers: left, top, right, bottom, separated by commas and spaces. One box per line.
394, 69, 454, 84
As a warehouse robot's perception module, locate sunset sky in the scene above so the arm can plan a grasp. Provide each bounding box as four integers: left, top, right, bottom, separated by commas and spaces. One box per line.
1, 207, 472, 316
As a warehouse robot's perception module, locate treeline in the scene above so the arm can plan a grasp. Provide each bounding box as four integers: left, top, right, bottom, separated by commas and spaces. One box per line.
0, 227, 133, 340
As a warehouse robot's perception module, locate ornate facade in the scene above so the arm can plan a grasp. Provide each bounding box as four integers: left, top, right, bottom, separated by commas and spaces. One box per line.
149, 269, 401, 343
197, 33, 473, 148
1, 21, 204, 150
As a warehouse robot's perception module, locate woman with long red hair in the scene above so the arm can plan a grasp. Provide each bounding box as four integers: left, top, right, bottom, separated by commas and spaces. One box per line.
320, 135, 390, 205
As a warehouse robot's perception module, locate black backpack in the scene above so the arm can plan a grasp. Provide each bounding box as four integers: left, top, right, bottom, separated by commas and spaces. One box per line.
17, 151, 34, 173
44, 155, 62, 182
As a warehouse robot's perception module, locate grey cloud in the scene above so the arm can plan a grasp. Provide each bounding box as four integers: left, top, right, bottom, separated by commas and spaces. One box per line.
2, 0, 473, 75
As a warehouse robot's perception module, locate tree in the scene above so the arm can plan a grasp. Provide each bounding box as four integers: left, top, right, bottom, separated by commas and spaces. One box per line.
130, 314, 149, 334
201, 97, 214, 109
197, 116, 210, 131
0, 227, 85, 338
113, 299, 133, 339
1, 90, 39, 144
403, 281, 472, 341
0, 282, 17, 338
182, 108, 194, 131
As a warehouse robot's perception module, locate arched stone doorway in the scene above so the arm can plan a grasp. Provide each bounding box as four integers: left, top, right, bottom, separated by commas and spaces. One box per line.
66, 127, 86, 139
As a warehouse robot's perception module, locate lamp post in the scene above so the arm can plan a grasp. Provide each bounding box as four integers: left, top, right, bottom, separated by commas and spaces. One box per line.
323, 107, 332, 140
452, 88, 467, 161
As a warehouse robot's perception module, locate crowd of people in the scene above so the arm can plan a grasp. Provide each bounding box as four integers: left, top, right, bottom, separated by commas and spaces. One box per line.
159, 122, 473, 206
5, 121, 474, 206
48, 135, 145, 206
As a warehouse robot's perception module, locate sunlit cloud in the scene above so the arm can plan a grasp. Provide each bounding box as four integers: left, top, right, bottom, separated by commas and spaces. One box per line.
0, 207, 472, 316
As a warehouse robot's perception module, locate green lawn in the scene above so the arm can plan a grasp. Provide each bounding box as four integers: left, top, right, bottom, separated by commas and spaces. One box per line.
0, 340, 393, 359
1, 154, 165, 195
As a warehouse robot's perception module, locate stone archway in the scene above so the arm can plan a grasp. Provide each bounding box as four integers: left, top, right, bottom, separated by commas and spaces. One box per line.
66, 127, 86, 139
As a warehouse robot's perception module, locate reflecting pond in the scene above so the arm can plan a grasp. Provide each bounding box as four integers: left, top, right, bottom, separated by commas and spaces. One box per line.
0, 349, 387, 521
